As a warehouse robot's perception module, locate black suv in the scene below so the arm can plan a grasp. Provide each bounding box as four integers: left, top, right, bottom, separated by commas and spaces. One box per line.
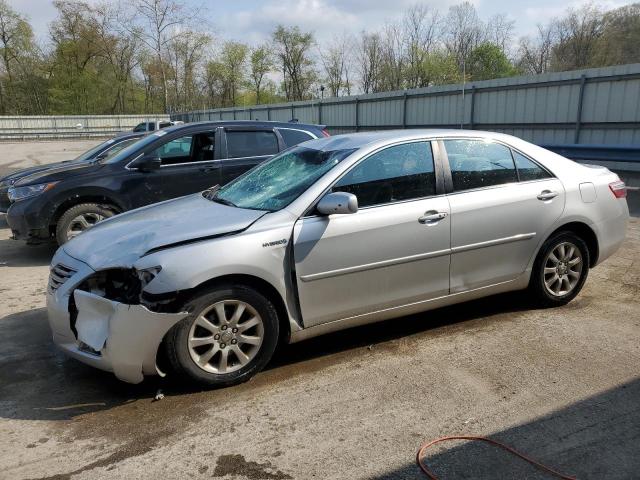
0, 133, 144, 213
6, 121, 328, 244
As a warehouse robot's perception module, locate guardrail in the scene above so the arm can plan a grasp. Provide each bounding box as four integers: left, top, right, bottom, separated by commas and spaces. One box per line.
0, 115, 170, 141
542, 144, 640, 163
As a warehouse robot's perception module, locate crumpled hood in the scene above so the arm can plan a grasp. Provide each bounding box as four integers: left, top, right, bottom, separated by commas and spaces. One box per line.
63, 193, 267, 270
14, 161, 100, 186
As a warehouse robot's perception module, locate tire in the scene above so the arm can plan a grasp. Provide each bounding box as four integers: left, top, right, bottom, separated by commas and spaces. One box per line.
55, 203, 115, 245
529, 231, 590, 307
164, 285, 280, 387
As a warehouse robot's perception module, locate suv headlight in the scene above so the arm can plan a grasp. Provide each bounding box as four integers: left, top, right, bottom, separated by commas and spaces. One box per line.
8, 182, 58, 202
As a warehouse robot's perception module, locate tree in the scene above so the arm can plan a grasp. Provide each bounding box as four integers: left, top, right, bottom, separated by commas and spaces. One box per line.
486, 13, 515, 54
320, 34, 352, 97
420, 51, 462, 86
444, 2, 485, 67
551, 4, 605, 70
0, 0, 45, 113
133, 0, 190, 112
272, 25, 316, 101
356, 30, 383, 94
517, 24, 555, 75
597, 4, 640, 66
402, 4, 441, 88
249, 45, 273, 104
467, 43, 518, 81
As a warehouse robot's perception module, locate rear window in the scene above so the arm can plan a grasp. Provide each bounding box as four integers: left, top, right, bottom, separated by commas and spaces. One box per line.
226, 130, 279, 158
444, 139, 517, 192
278, 128, 315, 147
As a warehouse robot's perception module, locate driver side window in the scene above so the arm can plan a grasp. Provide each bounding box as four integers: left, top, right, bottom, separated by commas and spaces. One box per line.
332, 141, 436, 208
151, 132, 215, 166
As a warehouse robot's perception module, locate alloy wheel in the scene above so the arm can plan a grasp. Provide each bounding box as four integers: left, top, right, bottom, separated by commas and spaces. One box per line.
187, 300, 264, 374
66, 212, 105, 239
543, 241, 583, 297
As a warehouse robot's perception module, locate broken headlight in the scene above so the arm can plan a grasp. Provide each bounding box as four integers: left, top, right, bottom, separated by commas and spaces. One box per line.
136, 266, 162, 289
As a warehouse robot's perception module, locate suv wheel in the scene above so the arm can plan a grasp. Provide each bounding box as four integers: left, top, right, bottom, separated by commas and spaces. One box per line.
529, 231, 590, 306
165, 285, 279, 387
55, 203, 115, 245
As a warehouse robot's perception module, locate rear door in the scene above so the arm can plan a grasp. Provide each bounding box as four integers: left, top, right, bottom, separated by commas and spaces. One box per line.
219, 127, 282, 185
442, 138, 565, 293
147, 128, 222, 200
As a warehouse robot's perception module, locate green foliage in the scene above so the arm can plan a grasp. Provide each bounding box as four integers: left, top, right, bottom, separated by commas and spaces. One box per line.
467, 43, 518, 81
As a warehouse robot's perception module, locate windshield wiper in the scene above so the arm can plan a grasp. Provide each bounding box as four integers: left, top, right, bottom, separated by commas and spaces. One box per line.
211, 196, 237, 207
203, 185, 237, 207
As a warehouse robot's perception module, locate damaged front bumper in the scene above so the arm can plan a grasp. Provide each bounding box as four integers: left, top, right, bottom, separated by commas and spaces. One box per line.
46, 249, 186, 384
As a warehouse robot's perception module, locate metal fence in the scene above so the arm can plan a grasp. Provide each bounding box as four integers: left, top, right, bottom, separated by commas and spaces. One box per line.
173, 63, 640, 146
0, 115, 170, 140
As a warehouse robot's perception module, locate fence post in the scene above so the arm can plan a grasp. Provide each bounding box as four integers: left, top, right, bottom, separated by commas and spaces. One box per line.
469, 85, 476, 129
402, 91, 408, 129
318, 100, 322, 125
267, 107, 271, 121
354, 97, 359, 132
574, 74, 587, 144
233, 109, 236, 120
291, 104, 295, 121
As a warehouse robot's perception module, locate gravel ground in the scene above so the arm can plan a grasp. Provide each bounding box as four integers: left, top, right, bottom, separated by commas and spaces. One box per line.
0, 141, 639, 479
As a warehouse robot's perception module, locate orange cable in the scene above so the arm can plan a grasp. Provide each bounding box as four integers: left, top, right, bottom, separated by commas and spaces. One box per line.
416, 435, 577, 480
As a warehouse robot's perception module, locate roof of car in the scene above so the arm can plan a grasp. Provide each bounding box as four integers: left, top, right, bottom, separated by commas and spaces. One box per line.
165, 120, 325, 133
301, 129, 514, 152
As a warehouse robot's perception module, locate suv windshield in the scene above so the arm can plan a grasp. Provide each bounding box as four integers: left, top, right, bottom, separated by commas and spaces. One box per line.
73, 139, 114, 162
97, 138, 140, 162
213, 146, 356, 212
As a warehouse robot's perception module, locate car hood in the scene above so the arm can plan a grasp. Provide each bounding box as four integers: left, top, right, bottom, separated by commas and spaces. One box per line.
1, 159, 82, 185
62, 193, 267, 270
14, 161, 101, 186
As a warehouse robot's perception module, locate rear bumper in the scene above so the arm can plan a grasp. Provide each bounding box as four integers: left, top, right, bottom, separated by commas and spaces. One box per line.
46, 249, 186, 383
592, 200, 629, 266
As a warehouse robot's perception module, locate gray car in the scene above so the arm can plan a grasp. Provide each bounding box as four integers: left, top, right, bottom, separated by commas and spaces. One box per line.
46, 130, 629, 385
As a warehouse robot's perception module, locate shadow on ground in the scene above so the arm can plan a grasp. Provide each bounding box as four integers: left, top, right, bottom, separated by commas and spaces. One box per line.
0, 289, 534, 423
373, 378, 640, 479
0, 216, 57, 267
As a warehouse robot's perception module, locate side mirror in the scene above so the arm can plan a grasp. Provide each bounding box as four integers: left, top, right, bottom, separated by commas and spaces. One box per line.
317, 192, 358, 215
135, 156, 161, 172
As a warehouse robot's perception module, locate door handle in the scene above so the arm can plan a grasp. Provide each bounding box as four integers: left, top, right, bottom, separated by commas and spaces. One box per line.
537, 190, 558, 201
418, 211, 448, 224
199, 166, 219, 173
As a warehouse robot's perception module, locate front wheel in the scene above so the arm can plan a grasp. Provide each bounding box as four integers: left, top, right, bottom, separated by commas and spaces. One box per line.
164, 285, 280, 387
55, 203, 115, 245
529, 231, 590, 307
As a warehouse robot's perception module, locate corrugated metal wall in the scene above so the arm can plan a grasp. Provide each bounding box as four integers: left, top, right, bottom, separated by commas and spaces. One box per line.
173, 64, 640, 145
0, 115, 170, 140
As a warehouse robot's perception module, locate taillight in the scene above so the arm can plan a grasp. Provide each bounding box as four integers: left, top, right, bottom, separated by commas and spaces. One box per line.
321, 128, 330, 137
609, 180, 627, 198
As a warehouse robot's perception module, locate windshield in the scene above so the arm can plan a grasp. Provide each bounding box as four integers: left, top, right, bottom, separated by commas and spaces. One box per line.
97, 138, 140, 162
213, 146, 356, 212
104, 131, 165, 164
73, 139, 115, 162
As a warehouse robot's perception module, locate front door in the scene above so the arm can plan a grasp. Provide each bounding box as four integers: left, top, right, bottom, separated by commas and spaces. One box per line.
443, 139, 565, 293
293, 141, 451, 327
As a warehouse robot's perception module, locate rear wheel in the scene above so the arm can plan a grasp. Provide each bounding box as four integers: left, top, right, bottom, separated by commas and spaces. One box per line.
55, 203, 115, 245
164, 285, 279, 387
529, 231, 590, 306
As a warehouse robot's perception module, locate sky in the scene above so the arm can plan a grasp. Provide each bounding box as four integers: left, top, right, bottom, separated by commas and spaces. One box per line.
7, 0, 635, 46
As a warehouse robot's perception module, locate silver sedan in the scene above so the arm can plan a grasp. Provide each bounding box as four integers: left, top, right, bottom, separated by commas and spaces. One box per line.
46, 130, 629, 385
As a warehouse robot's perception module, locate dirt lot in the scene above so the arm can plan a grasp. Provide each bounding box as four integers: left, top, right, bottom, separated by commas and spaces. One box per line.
0, 141, 639, 479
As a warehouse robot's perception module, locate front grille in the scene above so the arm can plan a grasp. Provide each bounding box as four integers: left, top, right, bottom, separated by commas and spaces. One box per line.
48, 263, 77, 293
